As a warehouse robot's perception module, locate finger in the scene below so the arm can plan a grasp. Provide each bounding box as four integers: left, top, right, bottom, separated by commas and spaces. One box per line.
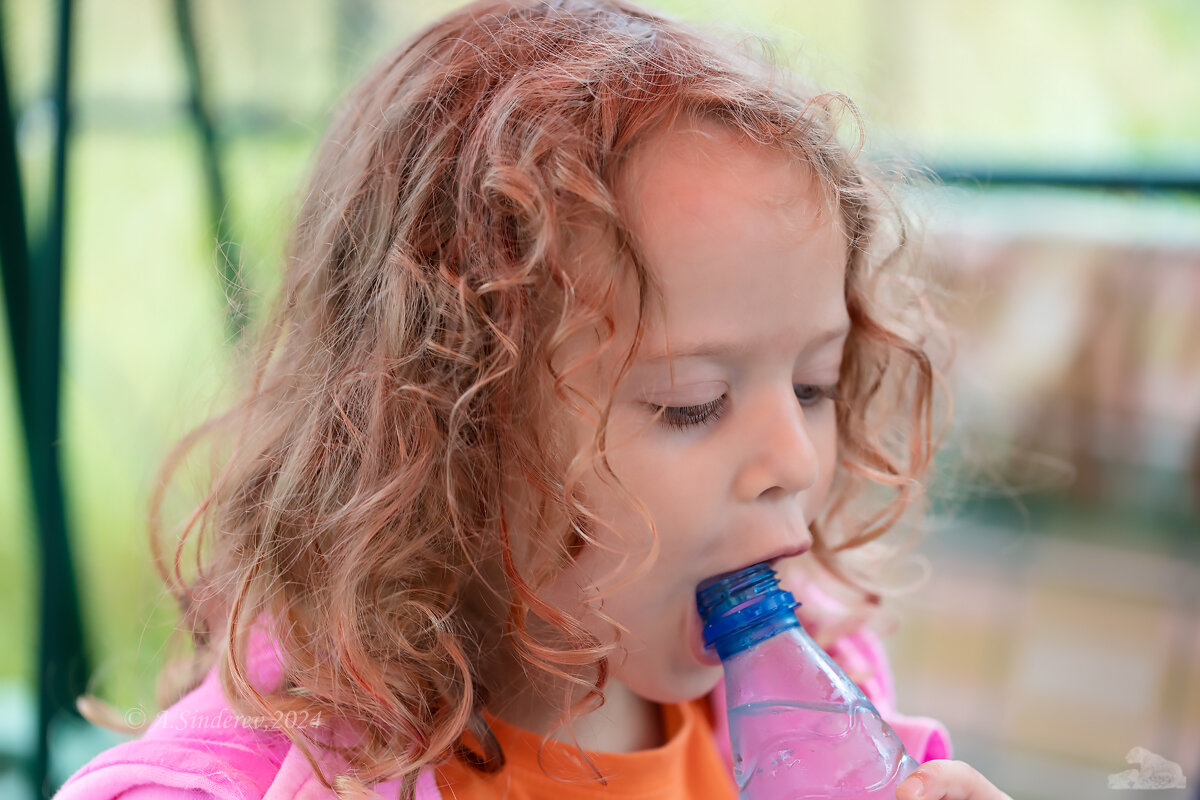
895, 760, 1013, 800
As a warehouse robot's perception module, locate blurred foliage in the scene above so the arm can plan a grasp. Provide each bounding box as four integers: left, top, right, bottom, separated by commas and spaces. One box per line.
2, 0, 1198, 719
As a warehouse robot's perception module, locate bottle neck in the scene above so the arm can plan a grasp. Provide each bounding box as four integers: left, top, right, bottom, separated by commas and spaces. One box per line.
695, 562, 803, 661
719, 623, 867, 713
712, 608, 802, 660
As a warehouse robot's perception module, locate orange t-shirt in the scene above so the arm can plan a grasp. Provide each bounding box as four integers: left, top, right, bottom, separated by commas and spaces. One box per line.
435, 698, 738, 800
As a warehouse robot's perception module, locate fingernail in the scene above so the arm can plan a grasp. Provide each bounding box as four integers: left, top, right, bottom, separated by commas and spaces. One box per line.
899, 772, 925, 800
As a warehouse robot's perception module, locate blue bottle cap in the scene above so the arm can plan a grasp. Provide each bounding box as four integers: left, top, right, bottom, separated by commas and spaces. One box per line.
695, 562, 801, 659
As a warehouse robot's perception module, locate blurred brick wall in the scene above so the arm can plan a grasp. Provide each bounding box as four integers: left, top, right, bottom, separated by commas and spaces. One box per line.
936, 208, 1200, 508
886, 196, 1200, 799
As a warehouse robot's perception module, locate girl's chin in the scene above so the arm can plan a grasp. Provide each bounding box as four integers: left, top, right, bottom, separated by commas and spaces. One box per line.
618, 665, 724, 708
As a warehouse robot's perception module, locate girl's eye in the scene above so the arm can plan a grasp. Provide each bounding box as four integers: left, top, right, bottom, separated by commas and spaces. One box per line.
654, 396, 727, 430
794, 384, 841, 407
652, 385, 838, 430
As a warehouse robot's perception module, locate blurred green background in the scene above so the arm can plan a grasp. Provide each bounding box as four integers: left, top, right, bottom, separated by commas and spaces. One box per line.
2, 1, 1198, 798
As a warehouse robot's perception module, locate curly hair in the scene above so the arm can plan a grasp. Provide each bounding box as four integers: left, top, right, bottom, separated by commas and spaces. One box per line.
147, 0, 945, 796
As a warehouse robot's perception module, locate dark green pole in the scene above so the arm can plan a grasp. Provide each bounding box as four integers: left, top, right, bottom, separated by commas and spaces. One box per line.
0, 0, 90, 795
35, 0, 88, 794
172, 0, 249, 339
0, 11, 30, 339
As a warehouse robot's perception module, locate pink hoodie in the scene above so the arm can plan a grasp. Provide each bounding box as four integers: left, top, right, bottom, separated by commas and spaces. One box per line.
55, 628, 950, 800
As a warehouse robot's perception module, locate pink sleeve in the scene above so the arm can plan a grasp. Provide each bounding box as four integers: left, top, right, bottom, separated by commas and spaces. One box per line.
821, 628, 952, 762
52, 645, 293, 800
51, 737, 266, 800
53, 622, 444, 800
118, 789, 215, 800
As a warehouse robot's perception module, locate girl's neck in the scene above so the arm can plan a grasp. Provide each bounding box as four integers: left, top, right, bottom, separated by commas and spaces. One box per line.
493, 678, 666, 753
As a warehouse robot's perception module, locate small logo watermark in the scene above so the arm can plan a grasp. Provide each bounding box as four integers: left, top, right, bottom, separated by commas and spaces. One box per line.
77, 694, 325, 735
1107, 747, 1186, 790
120, 704, 323, 733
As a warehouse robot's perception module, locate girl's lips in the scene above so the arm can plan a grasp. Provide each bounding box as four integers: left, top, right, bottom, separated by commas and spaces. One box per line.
690, 606, 723, 667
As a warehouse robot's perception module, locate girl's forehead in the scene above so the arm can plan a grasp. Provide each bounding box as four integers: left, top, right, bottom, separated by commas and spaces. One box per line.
617, 124, 837, 254
598, 120, 848, 356
617, 121, 834, 228
549, 120, 846, 386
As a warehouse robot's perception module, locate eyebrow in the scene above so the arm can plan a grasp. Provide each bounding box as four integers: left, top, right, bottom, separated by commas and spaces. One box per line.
637, 322, 852, 363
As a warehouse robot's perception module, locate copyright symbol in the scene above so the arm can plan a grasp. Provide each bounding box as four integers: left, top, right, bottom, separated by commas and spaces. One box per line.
123, 705, 147, 730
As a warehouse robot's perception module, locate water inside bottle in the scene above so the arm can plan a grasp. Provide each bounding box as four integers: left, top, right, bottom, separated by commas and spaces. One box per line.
729, 698, 917, 799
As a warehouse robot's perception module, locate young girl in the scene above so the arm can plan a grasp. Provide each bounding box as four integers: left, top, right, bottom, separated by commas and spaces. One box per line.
58, 1, 1009, 798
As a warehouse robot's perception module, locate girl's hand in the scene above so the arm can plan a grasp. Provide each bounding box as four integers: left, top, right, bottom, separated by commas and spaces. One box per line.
895, 760, 1012, 800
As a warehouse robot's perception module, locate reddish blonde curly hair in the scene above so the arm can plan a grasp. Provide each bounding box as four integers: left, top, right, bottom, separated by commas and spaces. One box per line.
149, 0, 945, 795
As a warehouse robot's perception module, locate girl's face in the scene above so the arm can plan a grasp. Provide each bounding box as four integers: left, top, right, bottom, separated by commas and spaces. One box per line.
539, 123, 848, 725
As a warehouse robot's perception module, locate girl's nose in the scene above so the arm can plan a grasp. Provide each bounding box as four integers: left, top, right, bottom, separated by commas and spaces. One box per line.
731, 388, 822, 503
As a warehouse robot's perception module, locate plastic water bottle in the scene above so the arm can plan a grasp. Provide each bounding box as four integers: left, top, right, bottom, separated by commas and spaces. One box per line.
696, 563, 917, 799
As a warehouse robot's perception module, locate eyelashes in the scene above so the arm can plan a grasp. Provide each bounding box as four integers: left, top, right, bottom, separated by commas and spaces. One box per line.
653, 384, 840, 431
657, 397, 728, 431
